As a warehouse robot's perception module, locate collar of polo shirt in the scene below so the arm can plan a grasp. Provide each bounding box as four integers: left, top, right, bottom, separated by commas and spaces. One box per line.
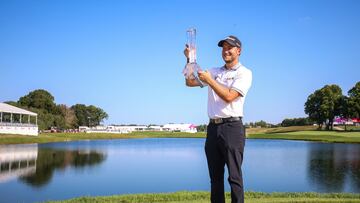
222, 62, 242, 71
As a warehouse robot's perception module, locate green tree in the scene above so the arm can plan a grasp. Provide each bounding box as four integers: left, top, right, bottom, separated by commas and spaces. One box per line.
255, 120, 268, 128
87, 105, 108, 126
281, 117, 313, 127
338, 96, 351, 131
348, 81, 360, 118
4, 101, 20, 107
322, 85, 343, 130
196, 124, 207, 132
18, 89, 56, 113
71, 104, 89, 127
32, 109, 55, 130
305, 85, 342, 130
71, 104, 108, 127
305, 89, 325, 128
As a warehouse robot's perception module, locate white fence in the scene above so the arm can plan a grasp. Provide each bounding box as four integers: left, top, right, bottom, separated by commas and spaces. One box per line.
0, 123, 38, 136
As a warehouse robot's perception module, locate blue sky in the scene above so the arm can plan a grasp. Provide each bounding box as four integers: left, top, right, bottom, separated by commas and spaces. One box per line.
1, 0, 359, 125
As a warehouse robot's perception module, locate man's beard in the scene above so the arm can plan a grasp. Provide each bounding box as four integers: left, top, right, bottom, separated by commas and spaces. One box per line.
223, 56, 234, 63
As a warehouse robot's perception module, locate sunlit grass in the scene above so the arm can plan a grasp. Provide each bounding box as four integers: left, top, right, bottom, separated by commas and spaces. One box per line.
335, 125, 360, 131
0, 131, 206, 145
248, 130, 360, 143
246, 125, 318, 134
45, 191, 360, 203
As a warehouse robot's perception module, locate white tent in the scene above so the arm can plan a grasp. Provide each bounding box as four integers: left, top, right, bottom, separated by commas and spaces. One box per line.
0, 103, 37, 116
0, 102, 38, 136
162, 123, 197, 133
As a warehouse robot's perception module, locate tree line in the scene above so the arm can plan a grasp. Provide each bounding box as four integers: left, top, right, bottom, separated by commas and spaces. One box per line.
5, 89, 108, 130
280, 117, 313, 127
305, 81, 360, 130
246, 120, 277, 128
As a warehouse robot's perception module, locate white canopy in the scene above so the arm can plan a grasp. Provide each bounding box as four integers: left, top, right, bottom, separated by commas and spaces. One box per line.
0, 103, 37, 116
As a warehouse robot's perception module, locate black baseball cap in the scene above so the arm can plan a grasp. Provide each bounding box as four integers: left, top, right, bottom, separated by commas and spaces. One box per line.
218, 35, 242, 48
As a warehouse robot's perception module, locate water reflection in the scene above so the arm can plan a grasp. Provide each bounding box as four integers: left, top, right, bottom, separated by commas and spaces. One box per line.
0, 144, 107, 187
308, 143, 360, 192
350, 150, 360, 191
0, 144, 37, 183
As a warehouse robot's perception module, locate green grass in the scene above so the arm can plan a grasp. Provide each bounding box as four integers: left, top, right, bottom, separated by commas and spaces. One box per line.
335, 125, 360, 131
0, 131, 206, 145
248, 130, 360, 143
45, 191, 360, 203
246, 125, 319, 134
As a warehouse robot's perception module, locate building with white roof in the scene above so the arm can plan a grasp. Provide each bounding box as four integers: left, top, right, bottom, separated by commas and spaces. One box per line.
80, 124, 198, 134
162, 123, 197, 133
0, 103, 38, 136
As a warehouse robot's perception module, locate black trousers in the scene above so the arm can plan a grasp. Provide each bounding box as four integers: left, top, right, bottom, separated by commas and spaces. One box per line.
205, 120, 245, 203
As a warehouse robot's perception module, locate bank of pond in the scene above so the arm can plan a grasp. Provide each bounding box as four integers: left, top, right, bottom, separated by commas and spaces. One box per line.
46, 191, 360, 203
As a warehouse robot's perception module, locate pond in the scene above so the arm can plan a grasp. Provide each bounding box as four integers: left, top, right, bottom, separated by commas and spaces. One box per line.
0, 138, 360, 202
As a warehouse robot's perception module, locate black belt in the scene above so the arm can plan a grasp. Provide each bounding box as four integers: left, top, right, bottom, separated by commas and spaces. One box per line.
209, 117, 242, 124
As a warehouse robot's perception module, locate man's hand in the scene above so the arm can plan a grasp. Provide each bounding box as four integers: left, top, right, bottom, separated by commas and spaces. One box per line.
183, 44, 190, 61
183, 44, 200, 87
199, 70, 241, 103
198, 70, 212, 84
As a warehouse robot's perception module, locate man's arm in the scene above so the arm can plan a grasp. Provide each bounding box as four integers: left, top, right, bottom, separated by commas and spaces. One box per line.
198, 70, 241, 103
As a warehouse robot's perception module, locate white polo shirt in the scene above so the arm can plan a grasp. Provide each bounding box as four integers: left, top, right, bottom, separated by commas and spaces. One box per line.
206, 63, 252, 119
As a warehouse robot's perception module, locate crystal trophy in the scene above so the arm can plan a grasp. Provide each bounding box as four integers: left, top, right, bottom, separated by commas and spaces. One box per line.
183, 28, 204, 87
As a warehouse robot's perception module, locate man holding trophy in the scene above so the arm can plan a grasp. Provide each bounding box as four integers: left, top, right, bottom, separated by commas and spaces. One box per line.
183, 30, 252, 203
